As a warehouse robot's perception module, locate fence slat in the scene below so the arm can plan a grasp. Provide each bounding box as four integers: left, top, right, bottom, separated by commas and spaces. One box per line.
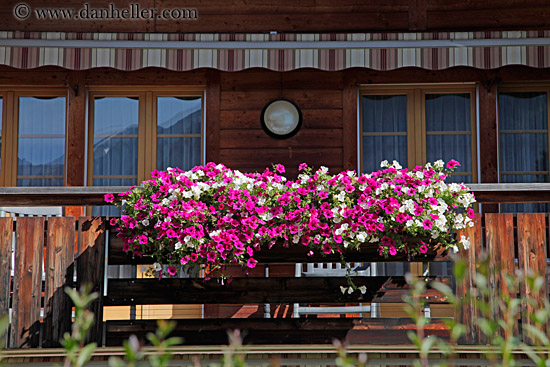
485, 213, 518, 336
43, 217, 75, 347
10, 217, 44, 348
77, 217, 105, 346
517, 213, 549, 344
0, 217, 13, 348
457, 213, 485, 344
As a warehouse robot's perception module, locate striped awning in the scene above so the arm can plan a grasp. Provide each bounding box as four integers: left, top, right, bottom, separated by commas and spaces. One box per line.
1, 30, 550, 71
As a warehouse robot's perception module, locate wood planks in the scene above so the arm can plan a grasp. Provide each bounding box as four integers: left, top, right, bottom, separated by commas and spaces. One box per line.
10, 217, 44, 348
517, 214, 549, 343
43, 217, 75, 347
0, 217, 13, 348
77, 217, 106, 345
105, 317, 449, 346
105, 276, 449, 306
457, 214, 485, 345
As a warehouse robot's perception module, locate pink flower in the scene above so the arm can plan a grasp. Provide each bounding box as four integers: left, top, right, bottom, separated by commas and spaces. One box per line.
109, 217, 118, 226
467, 208, 475, 219
247, 258, 258, 268
167, 266, 178, 276
322, 243, 332, 254
275, 164, 285, 174
381, 236, 395, 247
422, 219, 433, 230
419, 242, 428, 254
298, 163, 308, 171
206, 251, 216, 262
104, 193, 115, 203
389, 246, 397, 256
138, 235, 148, 244
446, 159, 460, 169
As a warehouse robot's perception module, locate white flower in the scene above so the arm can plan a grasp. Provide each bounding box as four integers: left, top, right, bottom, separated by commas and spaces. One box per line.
319, 166, 328, 174
340, 286, 347, 294
358, 285, 367, 294
356, 232, 367, 242
392, 160, 402, 170
452, 246, 459, 253
380, 160, 389, 168
153, 263, 162, 271
434, 160, 444, 168
337, 191, 346, 202
460, 235, 471, 250
292, 235, 300, 244
142, 219, 150, 226
175, 241, 182, 250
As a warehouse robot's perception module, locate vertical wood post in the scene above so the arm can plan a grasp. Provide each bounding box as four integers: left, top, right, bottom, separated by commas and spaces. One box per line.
66, 71, 87, 218
343, 71, 358, 171
478, 78, 499, 213
206, 70, 221, 163
0, 217, 13, 348
485, 213, 517, 335
517, 214, 549, 343
457, 214, 485, 344
10, 217, 44, 348
43, 217, 75, 347
77, 217, 106, 345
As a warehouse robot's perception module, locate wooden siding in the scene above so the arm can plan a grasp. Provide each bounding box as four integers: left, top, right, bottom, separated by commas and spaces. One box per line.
2, 0, 550, 32
3, 65, 550, 192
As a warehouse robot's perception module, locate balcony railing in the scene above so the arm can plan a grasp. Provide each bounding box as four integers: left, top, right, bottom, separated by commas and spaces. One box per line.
0, 184, 549, 350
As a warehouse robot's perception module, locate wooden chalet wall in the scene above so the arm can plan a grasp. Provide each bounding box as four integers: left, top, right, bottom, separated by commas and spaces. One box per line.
1, 0, 550, 32
4, 65, 550, 184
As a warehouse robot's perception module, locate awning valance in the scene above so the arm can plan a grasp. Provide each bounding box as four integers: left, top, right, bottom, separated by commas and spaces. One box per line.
1, 30, 550, 72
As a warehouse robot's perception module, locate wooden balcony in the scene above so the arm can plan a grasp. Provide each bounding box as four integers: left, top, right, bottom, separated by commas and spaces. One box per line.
0, 184, 549, 360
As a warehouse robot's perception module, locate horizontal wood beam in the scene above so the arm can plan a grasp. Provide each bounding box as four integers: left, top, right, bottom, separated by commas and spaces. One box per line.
0, 183, 548, 206
105, 317, 450, 346
105, 276, 449, 305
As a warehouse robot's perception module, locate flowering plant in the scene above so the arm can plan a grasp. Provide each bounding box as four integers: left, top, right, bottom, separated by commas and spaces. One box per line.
106, 160, 475, 290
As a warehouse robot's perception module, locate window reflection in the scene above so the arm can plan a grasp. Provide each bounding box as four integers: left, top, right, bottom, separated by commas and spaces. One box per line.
17, 97, 65, 187
157, 97, 201, 171
93, 96, 139, 216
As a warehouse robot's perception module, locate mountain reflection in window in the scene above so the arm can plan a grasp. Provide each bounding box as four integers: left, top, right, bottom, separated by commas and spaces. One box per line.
92, 97, 139, 216
17, 96, 66, 186
157, 96, 201, 171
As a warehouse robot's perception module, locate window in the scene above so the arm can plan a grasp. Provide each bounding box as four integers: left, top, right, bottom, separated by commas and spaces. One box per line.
498, 85, 550, 212
360, 85, 477, 183
88, 87, 204, 214
0, 89, 67, 187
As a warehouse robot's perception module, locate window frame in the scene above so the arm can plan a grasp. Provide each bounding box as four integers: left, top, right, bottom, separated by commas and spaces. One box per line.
497, 83, 550, 184
0, 87, 69, 187
86, 86, 205, 187
359, 83, 478, 182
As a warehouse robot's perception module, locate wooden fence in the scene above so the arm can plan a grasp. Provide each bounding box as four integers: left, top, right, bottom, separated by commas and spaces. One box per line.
0, 185, 549, 348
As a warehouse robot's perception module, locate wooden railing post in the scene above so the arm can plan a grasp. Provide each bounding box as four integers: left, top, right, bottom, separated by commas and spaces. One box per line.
457, 213, 485, 344
43, 217, 75, 347
0, 217, 13, 348
517, 214, 549, 344
77, 216, 106, 346
10, 217, 44, 348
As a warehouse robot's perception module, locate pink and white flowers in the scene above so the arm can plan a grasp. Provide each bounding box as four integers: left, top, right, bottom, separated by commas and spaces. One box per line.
108, 160, 475, 281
